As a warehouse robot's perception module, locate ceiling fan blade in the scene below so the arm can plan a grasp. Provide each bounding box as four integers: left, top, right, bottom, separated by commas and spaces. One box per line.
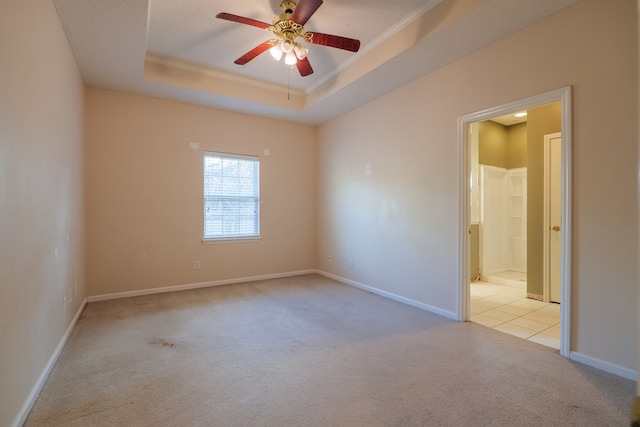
234, 41, 273, 65
216, 12, 271, 30
306, 32, 360, 52
296, 57, 313, 76
290, 0, 323, 26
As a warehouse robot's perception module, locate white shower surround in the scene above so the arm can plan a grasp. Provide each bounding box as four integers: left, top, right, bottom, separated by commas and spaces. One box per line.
479, 165, 527, 287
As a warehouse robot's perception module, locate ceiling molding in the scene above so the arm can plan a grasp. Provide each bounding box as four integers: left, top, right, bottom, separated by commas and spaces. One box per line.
144, 54, 305, 111
306, 0, 443, 94
145, 53, 305, 97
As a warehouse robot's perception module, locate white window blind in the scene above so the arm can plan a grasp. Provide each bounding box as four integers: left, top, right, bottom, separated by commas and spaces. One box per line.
203, 151, 260, 240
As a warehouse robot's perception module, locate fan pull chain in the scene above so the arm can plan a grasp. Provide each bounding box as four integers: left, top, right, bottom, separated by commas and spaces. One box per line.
287, 66, 291, 101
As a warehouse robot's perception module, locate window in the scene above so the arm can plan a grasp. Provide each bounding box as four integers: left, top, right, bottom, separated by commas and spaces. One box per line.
203, 151, 260, 241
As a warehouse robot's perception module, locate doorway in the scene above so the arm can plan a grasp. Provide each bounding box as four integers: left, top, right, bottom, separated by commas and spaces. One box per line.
457, 87, 572, 357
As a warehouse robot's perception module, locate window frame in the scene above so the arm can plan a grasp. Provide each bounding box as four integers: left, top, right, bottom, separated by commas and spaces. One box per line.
202, 151, 261, 244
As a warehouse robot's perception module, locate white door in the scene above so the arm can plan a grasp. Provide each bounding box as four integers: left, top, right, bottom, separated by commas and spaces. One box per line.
545, 133, 562, 303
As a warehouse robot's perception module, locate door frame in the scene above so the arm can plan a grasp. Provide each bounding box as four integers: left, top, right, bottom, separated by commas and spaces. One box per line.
457, 86, 572, 357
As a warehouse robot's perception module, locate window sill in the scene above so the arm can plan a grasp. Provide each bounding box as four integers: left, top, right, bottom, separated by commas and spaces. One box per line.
203, 236, 261, 245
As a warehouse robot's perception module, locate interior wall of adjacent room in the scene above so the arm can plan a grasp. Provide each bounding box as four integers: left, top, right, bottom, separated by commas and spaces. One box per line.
478, 120, 509, 168
526, 103, 561, 297
84, 88, 318, 296
0, 1, 86, 426
506, 122, 527, 170
636, 0, 640, 399
317, 0, 638, 372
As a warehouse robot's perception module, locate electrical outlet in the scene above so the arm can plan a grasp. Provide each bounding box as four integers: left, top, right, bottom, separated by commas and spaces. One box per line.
348, 259, 354, 268
194, 260, 201, 270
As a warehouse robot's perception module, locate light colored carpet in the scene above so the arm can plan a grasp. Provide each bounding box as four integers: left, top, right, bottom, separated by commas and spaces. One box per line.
25, 274, 634, 426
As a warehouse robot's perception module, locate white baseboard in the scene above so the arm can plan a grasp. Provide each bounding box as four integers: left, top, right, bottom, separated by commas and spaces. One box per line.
316, 270, 458, 320
13, 298, 88, 427
316, 272, 638, 382
480, 273, 526, 289
569, 351, 638, 381
87, 270, 316, 302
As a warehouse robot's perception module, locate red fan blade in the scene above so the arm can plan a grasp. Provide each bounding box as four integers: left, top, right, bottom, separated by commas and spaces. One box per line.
296, 57, 313, 76
216, 12, 271, 30
306, 32, 360, 52
234, 41, 273, 65
290, 0, 323, 26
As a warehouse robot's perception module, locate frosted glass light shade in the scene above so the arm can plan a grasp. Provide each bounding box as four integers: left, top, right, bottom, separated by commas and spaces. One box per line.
284, 51, 297, 65
294, 44, 308, 59
269, 45, 283, 61
281, 39, 293, 53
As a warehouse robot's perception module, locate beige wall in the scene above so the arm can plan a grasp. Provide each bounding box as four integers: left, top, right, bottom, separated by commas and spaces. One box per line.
478, 121, 527, 169
318, 0, 638, 371
507, 122, 527, 169
479, 120, 508, 168
0, 1, 86, 426
84, 89, 317, 296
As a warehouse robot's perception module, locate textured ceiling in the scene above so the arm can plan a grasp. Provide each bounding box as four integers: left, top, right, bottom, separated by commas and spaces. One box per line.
52, 0, 581, 125
491, 112, 528, 127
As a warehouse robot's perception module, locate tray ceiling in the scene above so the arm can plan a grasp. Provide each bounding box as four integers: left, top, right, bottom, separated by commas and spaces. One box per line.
52, 0, 581, 124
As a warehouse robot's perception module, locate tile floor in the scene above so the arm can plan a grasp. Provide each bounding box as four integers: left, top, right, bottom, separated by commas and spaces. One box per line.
470, 281, 560, 350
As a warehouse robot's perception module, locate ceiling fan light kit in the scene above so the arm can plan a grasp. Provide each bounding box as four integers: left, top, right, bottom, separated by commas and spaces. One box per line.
216, 0, 360, 77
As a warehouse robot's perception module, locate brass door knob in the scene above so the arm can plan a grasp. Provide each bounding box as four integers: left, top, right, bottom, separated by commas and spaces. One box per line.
552, 225, 560, 231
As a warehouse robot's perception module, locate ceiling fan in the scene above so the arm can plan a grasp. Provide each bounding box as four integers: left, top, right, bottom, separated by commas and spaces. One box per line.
216, 0, 361, 77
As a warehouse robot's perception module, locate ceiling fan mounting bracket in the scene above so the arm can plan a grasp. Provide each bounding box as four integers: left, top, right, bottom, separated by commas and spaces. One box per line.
274, 0, 298, 26
280, 1, 297, 14
271, 0, 306, 43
